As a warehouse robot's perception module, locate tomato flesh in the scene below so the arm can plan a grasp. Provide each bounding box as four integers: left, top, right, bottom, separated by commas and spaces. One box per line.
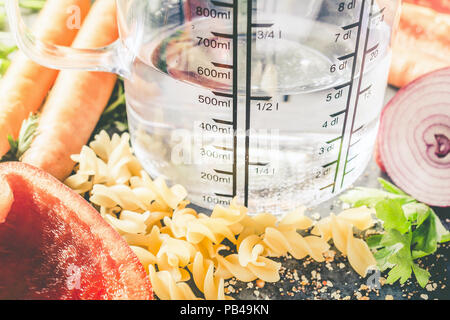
0, 162, 153, 300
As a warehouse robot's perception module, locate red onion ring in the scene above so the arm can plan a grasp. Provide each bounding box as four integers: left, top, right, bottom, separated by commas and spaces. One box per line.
378, 67, 450, 207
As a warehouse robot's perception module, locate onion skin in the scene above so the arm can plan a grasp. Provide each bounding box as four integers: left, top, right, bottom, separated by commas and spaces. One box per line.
379, 67, 450, 207
374, 138, 387, 173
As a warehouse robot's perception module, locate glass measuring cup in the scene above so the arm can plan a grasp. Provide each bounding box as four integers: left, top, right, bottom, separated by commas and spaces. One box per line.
5, 0, 401, 214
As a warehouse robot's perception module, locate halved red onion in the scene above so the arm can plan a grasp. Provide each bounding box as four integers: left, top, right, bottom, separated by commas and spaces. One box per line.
378, 67, 450, 207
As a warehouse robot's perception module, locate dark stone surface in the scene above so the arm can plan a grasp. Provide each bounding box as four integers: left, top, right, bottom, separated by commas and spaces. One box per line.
228, 159, 449, 300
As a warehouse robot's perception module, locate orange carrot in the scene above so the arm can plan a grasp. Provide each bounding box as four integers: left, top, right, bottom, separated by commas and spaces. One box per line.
22, 0, 119, 180
0, 0, 91, 157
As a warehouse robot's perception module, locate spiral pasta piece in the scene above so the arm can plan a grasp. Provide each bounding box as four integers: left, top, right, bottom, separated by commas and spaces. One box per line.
148, 265, 198, 300
130, 245, 156, 269
311, 207, 376, 277
156, 237, 196, 281
215, 251, 281, 283
103, 133, 142, 185
65, 146, 107, 193
90, 184, 157, 212
161, 201, 246, 246
252, 206, 330, 262
89, 130, 121, 161
104, 210, 150, 234
214, 241, 281, 283
278, 207, 314, 231
237, 235, 265, 267
262, 227, 330, 262
189, 252, 232, 300
132, 171, 188, 210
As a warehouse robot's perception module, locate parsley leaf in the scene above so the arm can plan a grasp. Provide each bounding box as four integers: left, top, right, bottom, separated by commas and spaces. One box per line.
375, 199, 410, 234
339, 186, 412, 208
341, 178, 450, 288
377, 178, 408, 196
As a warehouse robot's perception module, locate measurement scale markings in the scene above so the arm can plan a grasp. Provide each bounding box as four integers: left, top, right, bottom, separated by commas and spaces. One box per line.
370, 7, 386, 18
251, 23, 274, 28
327, 136, 342, 144
330, 110, 346, 118
250, 96, 272, 101
338, 52, 355, 61
342, 21, 360, 30
243, 0, 254, 207
211, 31, 234, 39
213, 118, 233, 126
231, 0, 238, 197
212, 91, 233, 98
334, 81, 352, 90
249, 162, 269, 166
214, 193, 234, 198
210, 0, 233, 8
347, 154, 359, 163
212, 62, 233, 69
320, 183, 335, 191
214, 169, 234, 175
214, 145, 233, 152
332, 0, 367, 193
359, 85, 372, 95
366, 43, 379, 54
349, 138, 361, 148
323, 160, 338, 168
352, 124, 364, 134
341, 0, 376, 188
344, 167, 355, 176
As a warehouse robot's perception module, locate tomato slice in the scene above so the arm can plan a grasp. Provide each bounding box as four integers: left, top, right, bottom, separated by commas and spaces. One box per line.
0, 162, 153, 300
403, 0, 450, 14
389, 3, 450, 87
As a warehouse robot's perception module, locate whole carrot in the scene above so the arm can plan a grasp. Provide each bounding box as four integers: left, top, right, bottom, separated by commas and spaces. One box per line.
0, 0, 91, 156
22, 0, 119, 180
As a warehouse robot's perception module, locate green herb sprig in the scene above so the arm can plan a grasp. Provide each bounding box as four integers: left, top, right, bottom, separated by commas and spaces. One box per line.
2, 113, 39, 161
341, 178, 450, 288
0, 0, 46, 30
0, 0, 46, 12
0, 42, 16, 75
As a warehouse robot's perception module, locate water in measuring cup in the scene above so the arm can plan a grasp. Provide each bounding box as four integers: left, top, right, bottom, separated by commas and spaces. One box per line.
126, 16, 391, 214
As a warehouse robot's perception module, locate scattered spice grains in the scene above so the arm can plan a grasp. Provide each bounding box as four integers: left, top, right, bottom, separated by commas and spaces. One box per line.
232, 234, 448, 300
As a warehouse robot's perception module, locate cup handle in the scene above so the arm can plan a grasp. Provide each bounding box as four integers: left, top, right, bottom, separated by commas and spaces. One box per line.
5, 0, 132, 78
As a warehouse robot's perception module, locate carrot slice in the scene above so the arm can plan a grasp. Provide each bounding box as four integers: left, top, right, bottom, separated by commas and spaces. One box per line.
388, 3, 450, 87
0, 0, 91, 157
22, 0, 119, 180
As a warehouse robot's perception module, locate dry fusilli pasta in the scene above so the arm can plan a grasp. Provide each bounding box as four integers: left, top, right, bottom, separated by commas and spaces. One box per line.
311, 207, 377, 276
66, 130, 378, 300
